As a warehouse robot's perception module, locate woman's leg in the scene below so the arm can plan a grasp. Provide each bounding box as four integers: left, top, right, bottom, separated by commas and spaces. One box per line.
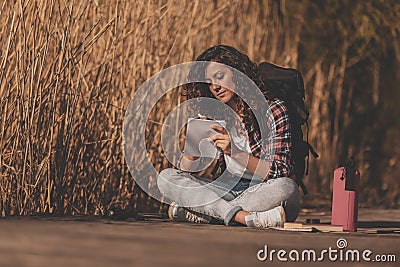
228, 177, 301, 223
158, 168, 300, 226
157, 168, 244, 225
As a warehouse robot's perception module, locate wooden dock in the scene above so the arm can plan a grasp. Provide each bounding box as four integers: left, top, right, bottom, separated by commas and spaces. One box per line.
0, 208, 399, 267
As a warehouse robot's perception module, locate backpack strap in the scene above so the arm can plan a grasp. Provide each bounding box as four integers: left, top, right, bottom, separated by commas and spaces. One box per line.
297, 122, 319, 195
297, 178, 309, 195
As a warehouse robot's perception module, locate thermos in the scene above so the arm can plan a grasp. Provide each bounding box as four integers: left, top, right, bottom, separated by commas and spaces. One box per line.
331, 160, 360, 232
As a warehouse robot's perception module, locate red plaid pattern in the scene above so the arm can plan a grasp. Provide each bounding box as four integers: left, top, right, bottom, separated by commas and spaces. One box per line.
218, 98, 293, 180
177, 99, 293, 180
260, 99, 293, 179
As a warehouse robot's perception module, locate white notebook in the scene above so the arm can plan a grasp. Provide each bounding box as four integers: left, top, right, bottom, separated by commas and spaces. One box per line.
183, 118, 227, 158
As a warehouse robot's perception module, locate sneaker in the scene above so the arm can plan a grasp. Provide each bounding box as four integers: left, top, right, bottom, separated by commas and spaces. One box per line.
168, 202, 212, 224
245, 206, 286, 228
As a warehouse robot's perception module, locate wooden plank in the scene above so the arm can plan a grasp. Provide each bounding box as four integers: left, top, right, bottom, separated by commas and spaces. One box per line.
284, 222, 303, 228
284, 222, 343, 232
274, 226, 318, 232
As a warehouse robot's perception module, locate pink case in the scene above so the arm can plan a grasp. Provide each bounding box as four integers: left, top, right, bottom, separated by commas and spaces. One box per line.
331, 167, 360, 232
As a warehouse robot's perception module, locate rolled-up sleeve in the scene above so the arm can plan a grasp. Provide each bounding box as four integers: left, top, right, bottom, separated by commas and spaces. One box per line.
261, 99, 293, 179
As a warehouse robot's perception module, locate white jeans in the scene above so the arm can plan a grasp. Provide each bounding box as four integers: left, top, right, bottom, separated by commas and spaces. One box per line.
157, 168, 301, 225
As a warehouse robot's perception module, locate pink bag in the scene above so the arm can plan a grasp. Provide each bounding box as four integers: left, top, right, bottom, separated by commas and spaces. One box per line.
331, 166, 360, 232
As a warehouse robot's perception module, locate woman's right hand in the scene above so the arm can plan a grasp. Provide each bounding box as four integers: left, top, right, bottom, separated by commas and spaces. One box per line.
183, 155, 200, 161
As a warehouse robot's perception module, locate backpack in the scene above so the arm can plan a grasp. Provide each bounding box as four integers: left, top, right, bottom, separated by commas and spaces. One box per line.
258, 62, 319, 195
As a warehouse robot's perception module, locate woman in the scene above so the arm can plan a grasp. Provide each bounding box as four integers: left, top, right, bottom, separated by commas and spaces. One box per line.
157, 45, 300, 228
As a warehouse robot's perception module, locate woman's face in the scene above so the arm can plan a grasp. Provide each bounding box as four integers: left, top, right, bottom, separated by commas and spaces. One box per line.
205, 62, 236, 107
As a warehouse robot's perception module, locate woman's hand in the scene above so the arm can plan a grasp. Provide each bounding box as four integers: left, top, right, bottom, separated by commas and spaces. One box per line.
210, 124, 272, 179
210, 125, 235, 156
183, 155, 199, 161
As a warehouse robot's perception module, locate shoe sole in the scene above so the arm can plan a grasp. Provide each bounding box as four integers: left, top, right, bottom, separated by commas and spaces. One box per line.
168, 202, 177, 220
277, 206, 286, 227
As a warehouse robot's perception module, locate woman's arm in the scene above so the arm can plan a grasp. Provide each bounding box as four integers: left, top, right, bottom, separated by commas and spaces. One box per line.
179, 155, 201, 172
230, 151, 272, 179
210, 99, 293, 180
209, 125, 272, 179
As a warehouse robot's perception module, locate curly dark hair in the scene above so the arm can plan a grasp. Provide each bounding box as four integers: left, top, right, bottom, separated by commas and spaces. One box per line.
184, 45, 270, 138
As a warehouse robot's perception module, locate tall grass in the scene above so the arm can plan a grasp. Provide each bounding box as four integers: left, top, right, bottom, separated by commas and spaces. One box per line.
1, 0, 293, 216
2, 0, 396, 216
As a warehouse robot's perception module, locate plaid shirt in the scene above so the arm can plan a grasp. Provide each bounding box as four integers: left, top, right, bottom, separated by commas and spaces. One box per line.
178, 98, 293, 180
259, 98, 293, 179
215, 98, 293, 180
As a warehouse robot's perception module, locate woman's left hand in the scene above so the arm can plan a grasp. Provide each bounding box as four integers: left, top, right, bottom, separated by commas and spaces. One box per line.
209, 125, 234, 156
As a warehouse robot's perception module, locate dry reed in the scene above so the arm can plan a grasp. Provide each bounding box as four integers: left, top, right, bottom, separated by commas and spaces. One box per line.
1, 0, 296, 216
1, 0, 397, 216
